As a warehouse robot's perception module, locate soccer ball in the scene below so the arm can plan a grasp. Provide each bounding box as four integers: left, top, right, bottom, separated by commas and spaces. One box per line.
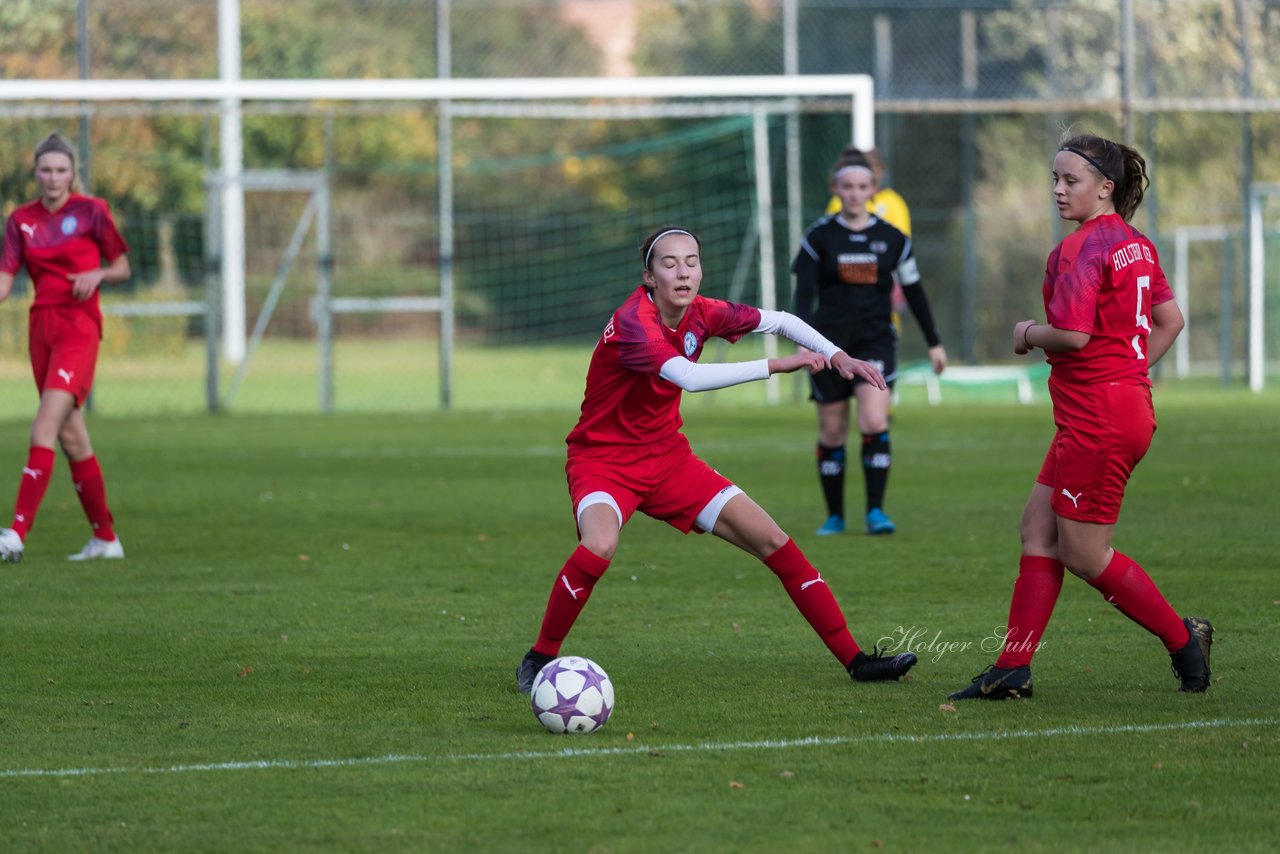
530, 655, 614, 734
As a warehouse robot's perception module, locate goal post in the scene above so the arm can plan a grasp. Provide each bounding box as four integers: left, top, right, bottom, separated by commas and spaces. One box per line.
1248, 183, 1280, 393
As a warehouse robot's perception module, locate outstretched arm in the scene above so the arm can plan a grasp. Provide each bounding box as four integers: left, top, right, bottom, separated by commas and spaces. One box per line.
754, 309, 886, 389
659, 350, 881, 393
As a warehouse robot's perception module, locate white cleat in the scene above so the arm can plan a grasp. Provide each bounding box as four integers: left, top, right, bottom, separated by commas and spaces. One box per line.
0, 527, 24, 563
68, 536, 125, 561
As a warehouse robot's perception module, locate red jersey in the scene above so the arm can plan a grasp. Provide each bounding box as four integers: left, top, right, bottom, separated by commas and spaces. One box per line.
566, 285, 761, 449
1, 194, 129, 327
1042, 214, 1173, 386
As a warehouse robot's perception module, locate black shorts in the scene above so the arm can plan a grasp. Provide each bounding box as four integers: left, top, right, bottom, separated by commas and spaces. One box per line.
809, 333, 897, 403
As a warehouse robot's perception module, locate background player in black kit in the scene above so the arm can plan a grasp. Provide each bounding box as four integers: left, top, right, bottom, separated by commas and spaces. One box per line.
793, 147, 947, 536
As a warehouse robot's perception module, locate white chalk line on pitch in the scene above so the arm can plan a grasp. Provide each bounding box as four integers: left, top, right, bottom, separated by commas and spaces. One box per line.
1, 716, 1274, 780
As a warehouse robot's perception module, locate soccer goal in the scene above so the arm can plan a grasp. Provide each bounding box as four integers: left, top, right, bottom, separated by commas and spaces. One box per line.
6, 75, 874, 412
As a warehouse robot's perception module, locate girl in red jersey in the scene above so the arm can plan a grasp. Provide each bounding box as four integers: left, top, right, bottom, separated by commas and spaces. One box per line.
950, 134, 1211, 701
0, 133, 130, 563
517, 226, 919, 693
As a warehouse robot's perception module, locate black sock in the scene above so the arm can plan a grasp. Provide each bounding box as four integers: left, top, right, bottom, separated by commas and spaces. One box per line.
817, 444, 845, 519
862, 431, 891, 513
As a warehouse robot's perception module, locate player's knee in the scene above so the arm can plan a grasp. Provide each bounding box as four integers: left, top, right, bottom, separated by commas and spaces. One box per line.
759, 527, 790, 556
57, 431, 89, 459
578, 532, 618, 562
858, 419, 889, 437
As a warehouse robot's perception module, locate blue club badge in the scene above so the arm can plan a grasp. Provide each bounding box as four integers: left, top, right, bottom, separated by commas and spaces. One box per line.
61, 216, 78, 235
683, 331, 698, 357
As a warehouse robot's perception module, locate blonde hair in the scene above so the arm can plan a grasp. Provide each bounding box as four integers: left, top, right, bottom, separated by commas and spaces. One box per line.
33, 133, 81, 194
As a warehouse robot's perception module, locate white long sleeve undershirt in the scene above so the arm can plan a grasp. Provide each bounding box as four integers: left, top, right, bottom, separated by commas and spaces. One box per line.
657, 310, 842, 392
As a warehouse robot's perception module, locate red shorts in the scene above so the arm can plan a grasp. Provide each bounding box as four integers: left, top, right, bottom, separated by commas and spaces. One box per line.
1036, 376, 1155, 525
566, 435, 735, 534
29, 307, 101, 407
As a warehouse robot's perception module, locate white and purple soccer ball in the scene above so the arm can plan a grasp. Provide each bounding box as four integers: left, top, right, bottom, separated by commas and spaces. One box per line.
530, 655, 614, 734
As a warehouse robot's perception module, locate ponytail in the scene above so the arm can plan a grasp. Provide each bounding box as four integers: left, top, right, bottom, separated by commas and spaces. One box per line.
1059, 133, 1148, 221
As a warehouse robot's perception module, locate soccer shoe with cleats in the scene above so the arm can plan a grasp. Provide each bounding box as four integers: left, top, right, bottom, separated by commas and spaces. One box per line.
1170, 616, 1213, 693
816, 515, 846, 536
865, 508, 896, 535
0, 528, 24, 563
516, 648, 555, 694
848, 647, 918, 682
67, 537, 125, 561
948, 664, 1034, 700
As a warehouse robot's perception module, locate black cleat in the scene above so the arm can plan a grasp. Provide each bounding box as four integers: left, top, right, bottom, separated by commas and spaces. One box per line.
848, 647, 917, 682
1170, 616, 1213, 693
516, 648, 555, 694
948, 664, 1034, 701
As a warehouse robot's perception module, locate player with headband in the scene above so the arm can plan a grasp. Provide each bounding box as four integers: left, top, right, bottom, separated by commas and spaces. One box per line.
794, 147, 947, 537
949, 132, 1212, 701
517, 225, 919, 693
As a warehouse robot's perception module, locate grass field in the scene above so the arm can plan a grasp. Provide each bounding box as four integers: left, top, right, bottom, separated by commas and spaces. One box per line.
0, 339, 998, 418
0, 383, 1277, 851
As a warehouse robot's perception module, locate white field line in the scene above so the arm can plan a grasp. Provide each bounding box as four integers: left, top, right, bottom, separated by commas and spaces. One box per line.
1, 717, 1274, 780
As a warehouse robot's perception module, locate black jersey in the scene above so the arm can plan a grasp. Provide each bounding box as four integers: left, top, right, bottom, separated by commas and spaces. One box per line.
792, 215, 925, 343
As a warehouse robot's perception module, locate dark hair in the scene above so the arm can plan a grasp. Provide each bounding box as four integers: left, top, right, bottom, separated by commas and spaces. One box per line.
640, 225, 702, 272
1059, 133, 1148, 221
829, 146, 875, 181
33, 132, 81, 193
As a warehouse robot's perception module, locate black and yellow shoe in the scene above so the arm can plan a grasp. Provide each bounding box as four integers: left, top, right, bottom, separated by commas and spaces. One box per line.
1170, 616, 1213, 693
848, 648, 917, 682
948, 664, 1034, 700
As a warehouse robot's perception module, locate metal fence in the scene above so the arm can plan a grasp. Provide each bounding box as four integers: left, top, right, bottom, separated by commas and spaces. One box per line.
1, 0, 1278, 414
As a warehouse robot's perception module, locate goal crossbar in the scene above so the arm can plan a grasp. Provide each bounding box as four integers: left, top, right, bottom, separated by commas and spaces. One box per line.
1, 74, 872, 104
2, 74, 873, 150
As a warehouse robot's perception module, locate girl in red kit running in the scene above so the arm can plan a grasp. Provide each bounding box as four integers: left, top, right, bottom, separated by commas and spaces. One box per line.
517, 225, 919, 693
0, 133, 129, 563
950, 134, 1211, 701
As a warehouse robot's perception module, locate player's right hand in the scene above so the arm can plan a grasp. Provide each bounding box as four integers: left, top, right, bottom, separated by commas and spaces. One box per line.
832, 352, 887, 390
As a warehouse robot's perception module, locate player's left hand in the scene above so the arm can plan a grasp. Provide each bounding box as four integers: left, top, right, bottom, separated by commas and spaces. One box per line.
68, 269, 105, 301
928, 344, 948, 375
1013, 319, 1036, 355
832, 351, 887, 390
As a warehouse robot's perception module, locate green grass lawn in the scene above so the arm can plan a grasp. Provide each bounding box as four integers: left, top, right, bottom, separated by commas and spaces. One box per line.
0, 384, 1277, 851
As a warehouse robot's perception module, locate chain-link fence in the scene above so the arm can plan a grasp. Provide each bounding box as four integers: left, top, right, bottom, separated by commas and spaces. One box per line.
2, 0, 1278, 414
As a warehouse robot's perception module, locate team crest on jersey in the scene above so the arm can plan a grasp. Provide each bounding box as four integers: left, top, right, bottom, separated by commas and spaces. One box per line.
683, 331, 698, 356
870, 240, 888, 254
61, 215, 78, 235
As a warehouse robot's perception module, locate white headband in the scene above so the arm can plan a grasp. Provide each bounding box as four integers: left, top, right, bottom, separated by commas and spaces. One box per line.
833, 164, 874, 179
644, 228, 695, 268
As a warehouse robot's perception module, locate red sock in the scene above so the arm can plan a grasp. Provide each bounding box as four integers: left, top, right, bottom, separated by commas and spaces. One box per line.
11, 446, 56, 539
1088, 550, 1190, 653
70, 455, 116, 542
533, 545, 610, 656
995, 555, 1065, 668
764, 538, 860, 667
